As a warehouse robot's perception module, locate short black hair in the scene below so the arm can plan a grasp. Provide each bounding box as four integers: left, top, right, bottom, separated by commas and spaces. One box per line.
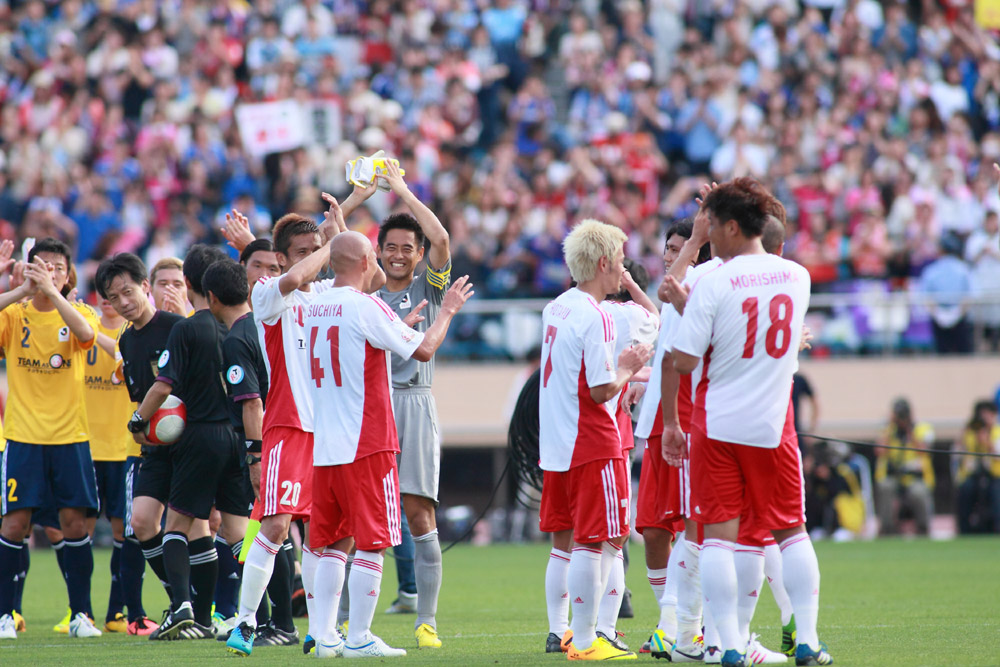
609, 258, 650, 302
95, 253, 148, 298
664, 218, 711, 264
240, 238, 274, 265
28, 237, 72, 268
272, 213, 319, 256
378, 213, 425, 250
202, 259, 249, 306
183, 244, 230, 296
701, 177, 771, 239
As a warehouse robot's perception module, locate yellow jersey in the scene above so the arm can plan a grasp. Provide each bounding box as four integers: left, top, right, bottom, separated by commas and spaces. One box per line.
85, 320, 134, 461
957, 425, 1000, 480
0, 301, 98, 445
875, 422, 935, 489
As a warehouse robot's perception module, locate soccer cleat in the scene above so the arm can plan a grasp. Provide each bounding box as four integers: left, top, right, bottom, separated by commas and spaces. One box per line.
12, 611, 25, 632
639, 638, 651, 654
598, 630, 629, 652
303, 633, 316, 654
673, 640, 707, 662
547, 633, 565, 653
721, 649, 748, 667
127, 616, 159, 636
567, 635, 637, 660
343, 633, 407, 658
53, 608, 71, 634
226, 622, 255, 656
150, 603, 194, 641
794, 644, 833, 666
415, 622, 442, 648
705, 646, 723, 664
649, 629, 674, 659
747, 634, 787, 664
338, 620, 349, 639
384, 591, 417, 614
104, 612, 128, 633
561, 630, 574, 652
178, 622, 214, 640
0, 614, 17, 639
254, 623, 300, 646
212, 612, 236, 640
781, 618, 796, 657
317, 633, 345, 658
69, 612, 103, 638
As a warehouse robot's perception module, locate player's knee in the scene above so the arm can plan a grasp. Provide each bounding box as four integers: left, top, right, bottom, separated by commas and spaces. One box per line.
259, 515, 290, 543
0, 512, 31, 541
59, 511, 88, 539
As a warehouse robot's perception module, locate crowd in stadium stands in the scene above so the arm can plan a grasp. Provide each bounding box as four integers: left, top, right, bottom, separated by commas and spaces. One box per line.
1, 0, 1000, 354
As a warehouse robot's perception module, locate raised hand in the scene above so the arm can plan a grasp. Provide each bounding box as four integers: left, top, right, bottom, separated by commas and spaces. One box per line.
441, 275, 474, 315
660, 275, 691, 314
23, 257, 57, 297
320, 192, 347, 241
380, 158, 408, 195
403, 299, 429, 327
222, 209, 255, 252
0, 239, 14, 275
161, 284, 188, 315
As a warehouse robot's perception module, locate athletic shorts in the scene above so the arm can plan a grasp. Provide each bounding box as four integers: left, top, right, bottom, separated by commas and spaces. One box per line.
539, 457, 629, 544
168, 422, 252, 520
394, 388, 441, 503
93, 460, 127, 520
134, 446, 172, 503
689, 421, 805, 530
309, 451, 402, 552
635, 437, 685, 536
1, 441, 99, 515
253, 426, 313, 522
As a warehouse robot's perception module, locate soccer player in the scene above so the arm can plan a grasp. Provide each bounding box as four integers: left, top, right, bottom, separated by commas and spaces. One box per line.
373, 160, 452, 647
128, 245, 251, 639
83, 294, 141, 633
149, 257, 191, 316
538, 219, 652, 661
0, 238, 102, 639
667, 180, 831, 667
226, 204, 349, 657
303, 231, 473, 658
95, 252, 192, 637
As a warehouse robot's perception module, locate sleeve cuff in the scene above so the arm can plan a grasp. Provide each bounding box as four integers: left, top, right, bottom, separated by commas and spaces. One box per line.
155, 375, 175, 385
232, 393, 260, 402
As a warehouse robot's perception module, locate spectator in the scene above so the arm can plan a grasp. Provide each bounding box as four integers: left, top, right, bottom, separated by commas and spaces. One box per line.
921, 232, 974, 354
955, 401, 1000, 534
875, 398, 935, 536
966, 210, 1000, 350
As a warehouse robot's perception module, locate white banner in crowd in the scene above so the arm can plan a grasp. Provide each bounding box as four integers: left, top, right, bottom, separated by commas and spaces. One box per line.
236, 100, 342, 158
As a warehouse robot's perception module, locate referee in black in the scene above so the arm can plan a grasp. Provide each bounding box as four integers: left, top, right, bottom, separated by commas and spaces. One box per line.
128, 246, 250, 639
204, 258, 298, 645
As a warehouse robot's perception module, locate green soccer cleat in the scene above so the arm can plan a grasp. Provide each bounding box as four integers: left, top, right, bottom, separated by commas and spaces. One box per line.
781, 616, 796, 657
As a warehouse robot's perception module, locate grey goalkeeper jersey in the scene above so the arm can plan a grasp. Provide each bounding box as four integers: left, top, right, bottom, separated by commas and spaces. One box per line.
378, 259, 451, 389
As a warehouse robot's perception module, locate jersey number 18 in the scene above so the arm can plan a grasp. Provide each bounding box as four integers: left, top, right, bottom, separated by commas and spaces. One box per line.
741, 295, 794, 359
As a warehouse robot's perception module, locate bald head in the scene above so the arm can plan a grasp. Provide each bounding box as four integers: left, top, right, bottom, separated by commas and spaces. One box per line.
762, 215, 785, 256
330, 231, 373, 277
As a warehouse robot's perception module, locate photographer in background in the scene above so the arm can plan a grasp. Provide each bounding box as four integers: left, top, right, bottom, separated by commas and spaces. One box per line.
875, 398, 935, 535
955, 401, 1000, 534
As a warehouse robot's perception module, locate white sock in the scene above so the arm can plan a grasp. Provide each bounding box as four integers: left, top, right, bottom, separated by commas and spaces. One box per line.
568, 545, 603, 650
701, 539, 741, 652
301, 546, 319, 639
702, 592, 720, 649
659, 531, 684, 637
545, 548, 571, 635
413, 530, 442, 629
764, 543, 793, 626
346, 551, 383, 646
312, 549, 347, 643
780, 534, 821, 648
596, 549, 625, 638
646, 567, 667, 608
734, 546, 765, 646
676, 539, 703, 646
235, 534, 280, 627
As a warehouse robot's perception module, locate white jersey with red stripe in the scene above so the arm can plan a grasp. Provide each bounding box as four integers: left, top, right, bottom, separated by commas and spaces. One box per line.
303, 286, 424, 466
539, 288, 621, 472
252, 276, 336, 434
672, 253, 810, 448
602, 300, 658, 451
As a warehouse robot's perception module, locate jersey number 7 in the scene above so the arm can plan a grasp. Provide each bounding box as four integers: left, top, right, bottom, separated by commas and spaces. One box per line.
741, 295, 794, 359
309, 326, 343, 388
542, 325, 557, 387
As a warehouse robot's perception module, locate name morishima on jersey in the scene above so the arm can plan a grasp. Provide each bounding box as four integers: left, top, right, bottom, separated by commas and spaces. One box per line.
252, 276, 335, 434
672, 254, 810, 448
378, 259, 451, 388
304, 288, 425, 466
155, 309, 230, 424
85, 320, 132, 460
0, 301, 99, 444
223, 312, 269, 436
538, 288, 621, 473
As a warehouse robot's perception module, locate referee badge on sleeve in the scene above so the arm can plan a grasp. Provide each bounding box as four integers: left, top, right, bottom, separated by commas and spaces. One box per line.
158, 350, 170, 368
227, 365, 245, 385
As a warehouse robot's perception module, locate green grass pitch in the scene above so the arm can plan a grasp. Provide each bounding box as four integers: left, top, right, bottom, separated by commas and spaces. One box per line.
2, 537, 998, 665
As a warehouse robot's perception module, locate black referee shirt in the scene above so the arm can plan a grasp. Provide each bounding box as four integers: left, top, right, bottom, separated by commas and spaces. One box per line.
222, 311, 268, 434
155, 308, 230, 424
119, 309, 185, 403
